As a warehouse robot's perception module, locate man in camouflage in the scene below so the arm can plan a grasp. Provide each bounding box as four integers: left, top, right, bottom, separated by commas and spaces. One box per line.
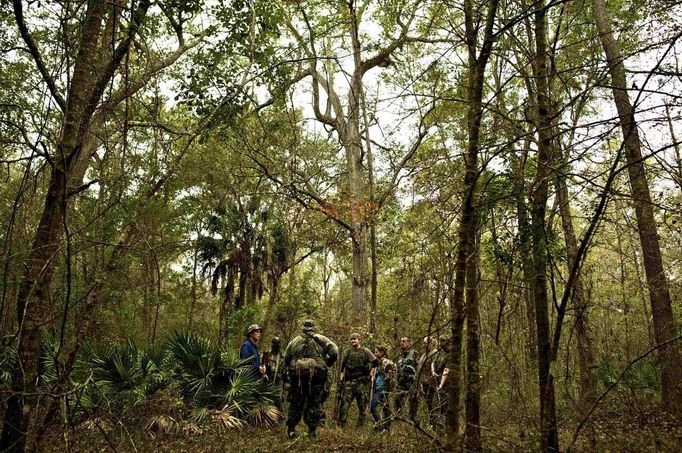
283, 320, 338, 438
338, 333, 378, 427
394, 336, 418, 420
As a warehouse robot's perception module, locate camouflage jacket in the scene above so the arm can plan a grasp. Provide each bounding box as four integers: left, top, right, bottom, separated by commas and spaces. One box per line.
375, 357, 396, 390
284, 333, 338, 368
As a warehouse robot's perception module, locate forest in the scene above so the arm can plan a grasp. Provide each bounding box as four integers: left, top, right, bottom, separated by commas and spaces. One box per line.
0, 0, 681, 451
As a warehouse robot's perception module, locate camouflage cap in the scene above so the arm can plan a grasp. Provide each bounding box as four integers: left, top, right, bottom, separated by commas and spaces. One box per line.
350, 332, 361, 340
271, 336, 281, 343
246, 324, 263, 336
439, 334, 450, 344
302, 320, 317, 332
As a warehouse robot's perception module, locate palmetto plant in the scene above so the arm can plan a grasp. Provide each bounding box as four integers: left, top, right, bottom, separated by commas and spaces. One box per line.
73, 331, 281, 427
167, 331, 282, 425
76, 340, 151, 413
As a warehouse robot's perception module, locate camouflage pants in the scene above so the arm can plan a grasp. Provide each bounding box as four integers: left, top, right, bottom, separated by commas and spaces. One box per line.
421, 383, 439, 427
338, 377, 370, 426
287, 370, 327, 432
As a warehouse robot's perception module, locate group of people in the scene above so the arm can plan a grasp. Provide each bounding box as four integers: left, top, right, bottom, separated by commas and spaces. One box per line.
239, 320, 452, 438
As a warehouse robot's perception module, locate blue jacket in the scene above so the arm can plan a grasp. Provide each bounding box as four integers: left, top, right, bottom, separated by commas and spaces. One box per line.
240, 338, 260, 376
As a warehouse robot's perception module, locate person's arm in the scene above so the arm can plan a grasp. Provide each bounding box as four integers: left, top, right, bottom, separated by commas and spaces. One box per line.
431, 361, 437, 378
253, 345, 266, 375
320, 335, 339, 366
284, 344, 292, 367
437, 368, 449, 391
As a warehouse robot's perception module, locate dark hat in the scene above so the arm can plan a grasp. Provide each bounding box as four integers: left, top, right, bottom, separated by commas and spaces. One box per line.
271, 336, 281, 343
246, 324, 263, 336
302, 320, 317, 332
350, 332, 361, 340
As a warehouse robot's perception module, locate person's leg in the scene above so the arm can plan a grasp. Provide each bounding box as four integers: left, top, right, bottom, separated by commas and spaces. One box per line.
303, 378, 326, 436
394, 388, 404, 414
370, 387, 380, 423
408, 385, 418, 420
425, 385, 436, 427
381, 390, 392, 430
337, 381, 352, 425
286, 380, 304, 437
356, 380, 368, 426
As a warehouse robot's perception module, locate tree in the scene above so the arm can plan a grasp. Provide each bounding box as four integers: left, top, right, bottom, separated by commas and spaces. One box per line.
590, 0, 682, 417
2, 2, 154, 449
445, 0, 500, 449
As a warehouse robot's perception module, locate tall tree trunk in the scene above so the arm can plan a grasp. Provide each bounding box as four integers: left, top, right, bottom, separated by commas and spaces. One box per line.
591, 0, 682, 416
362, 84, 378, 334
530, 1, 559, 450
347, 5, 370, 322
446, 0, 500, 447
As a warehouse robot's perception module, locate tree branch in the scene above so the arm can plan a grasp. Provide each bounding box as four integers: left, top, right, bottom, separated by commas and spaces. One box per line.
12, 0, 67, 111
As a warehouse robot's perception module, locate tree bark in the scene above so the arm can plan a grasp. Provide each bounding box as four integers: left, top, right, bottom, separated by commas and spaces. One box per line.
530, 1, 559, 450
591, 0, 682, 416
347, 3, 370, 322
446, 0, 500, 448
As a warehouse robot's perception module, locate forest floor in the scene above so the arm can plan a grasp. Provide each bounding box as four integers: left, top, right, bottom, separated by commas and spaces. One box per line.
43, 408, 682, 452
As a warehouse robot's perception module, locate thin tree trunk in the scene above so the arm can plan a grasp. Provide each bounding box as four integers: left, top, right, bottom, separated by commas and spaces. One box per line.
362, 84, 378, 334
530, 1, 559, 450
188, 241, 199, 330
591, 0, 682, 416
446, 0, 500, 447
220, 267, 236, 346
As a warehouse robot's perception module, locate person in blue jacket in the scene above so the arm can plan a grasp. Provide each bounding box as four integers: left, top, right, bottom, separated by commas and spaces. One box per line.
240, 324, 266, 379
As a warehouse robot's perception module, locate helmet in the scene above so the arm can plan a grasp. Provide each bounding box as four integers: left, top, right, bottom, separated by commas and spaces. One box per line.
302, 320, 317, 332
246, 324, 263, 336
271, 336, 281, 344
350, 332, 361, 340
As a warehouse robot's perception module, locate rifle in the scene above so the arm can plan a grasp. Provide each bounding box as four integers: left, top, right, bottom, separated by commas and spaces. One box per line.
333, 378, 345, 421
262, 350, 270, 382
271, 352, 281, 385
368, 374, 376, 414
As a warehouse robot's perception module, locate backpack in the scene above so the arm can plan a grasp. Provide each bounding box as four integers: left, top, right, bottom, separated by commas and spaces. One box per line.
292, 335, 327, 380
